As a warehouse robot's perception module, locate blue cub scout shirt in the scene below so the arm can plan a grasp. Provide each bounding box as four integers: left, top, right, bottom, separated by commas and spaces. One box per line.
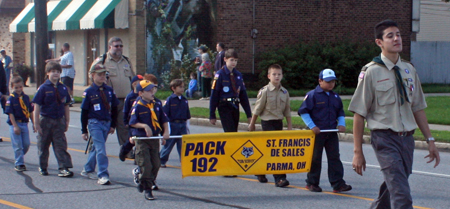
209, 66, 252, 119
32, 79, 71, 119
81, 83, 119, 121
5, 92, 34, 125
123, 90, 139, 125
129, 99, 169, 137
163, 94, 191, 121
298, 85, 345, 130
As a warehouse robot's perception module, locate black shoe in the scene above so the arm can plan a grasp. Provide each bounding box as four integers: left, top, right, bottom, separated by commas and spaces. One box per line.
223, 175, 237, 177
256, 175, 268, 183
0, 137, 3, 142
15, 165, 26, 172
119, 146, 126, 162
151, 181, 159, 190
275, 179, 290, 187
333, 184, 352, 193
144, 190, 155, 200
58, 169, 74, 177
39, 168, 49, 176
69, 104, 73, 107
306, 184, 322, 192
137, 183, 144, 193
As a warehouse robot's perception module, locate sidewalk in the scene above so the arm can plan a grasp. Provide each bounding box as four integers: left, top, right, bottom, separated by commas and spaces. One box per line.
23, 84, 450, 150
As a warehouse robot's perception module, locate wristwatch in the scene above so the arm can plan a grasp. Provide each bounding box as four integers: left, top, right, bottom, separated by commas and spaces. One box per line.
426, 137, 435, 144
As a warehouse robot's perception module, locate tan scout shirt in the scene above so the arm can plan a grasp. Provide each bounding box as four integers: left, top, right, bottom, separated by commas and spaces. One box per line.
348, 54, 427, 132
253, 82, 291, 120
90, 52, 135, 99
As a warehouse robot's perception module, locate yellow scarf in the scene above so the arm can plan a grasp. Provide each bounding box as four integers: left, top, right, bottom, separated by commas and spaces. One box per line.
138, 100, 161, 131
19, 95, 30, 119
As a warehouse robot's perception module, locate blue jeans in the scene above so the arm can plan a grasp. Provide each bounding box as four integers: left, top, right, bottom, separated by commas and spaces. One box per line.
9, 123, 30, 166
160, 122, 187, 164
185, 89, 196, 98
84, 119, 110, 178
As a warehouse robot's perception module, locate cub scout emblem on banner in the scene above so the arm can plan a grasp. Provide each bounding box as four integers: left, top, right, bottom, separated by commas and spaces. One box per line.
232, 141, 263, 172
181, 130, 315, 178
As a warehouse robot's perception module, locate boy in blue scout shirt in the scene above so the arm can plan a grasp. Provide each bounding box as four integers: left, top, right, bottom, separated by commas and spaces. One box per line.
5, 77, 34, 172
209, 49, 252, 132
80, 64, 119, 185
248, 64, 292, 187
129, 80, 169, 200
160, 79, 191, 168
32, 61, 74, 177
298, 69, 352, 193
119, 74, 144, 161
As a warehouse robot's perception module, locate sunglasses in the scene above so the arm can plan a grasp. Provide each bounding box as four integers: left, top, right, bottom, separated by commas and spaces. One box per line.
113, 45, 124, 48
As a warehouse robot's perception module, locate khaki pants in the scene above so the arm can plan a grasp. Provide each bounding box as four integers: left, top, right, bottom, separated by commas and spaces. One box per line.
116, 99, 129, 145
135, 139, 160, 190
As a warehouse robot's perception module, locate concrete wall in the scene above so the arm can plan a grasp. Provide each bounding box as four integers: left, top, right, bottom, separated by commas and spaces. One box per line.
411, 41, 450, 84
55, 30, 87, 86
417, 0, 450, 42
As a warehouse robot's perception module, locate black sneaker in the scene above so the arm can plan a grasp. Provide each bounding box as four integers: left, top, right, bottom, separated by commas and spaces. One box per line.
58, 169, 74, 177
137, 183, 144, 193
0, 137, 3, 142
256, 175, 268, 183
333, 184, 352, 193
119, 146, 126, 162
275, 179, 290, 187
39, 168, 49, 176
306, 184, 322, 192
144, 190, 155, 200
15, 165, 26, 172
151, 181, 159, 190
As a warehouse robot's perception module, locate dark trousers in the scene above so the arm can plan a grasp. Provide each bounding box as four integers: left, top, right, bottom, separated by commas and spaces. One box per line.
135, 139, 160, 190
120, 131, 135, 156
116, 99, 129, 146
37, 116, 73, 170
201, 77, 211, 98
258, 120, 286, 182
218, 101, 240, 132
370, 130, 414, 209
306, 132, 345, 190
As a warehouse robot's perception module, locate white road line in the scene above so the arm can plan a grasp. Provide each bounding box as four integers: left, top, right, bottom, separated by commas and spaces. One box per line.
341, 161, 450, 178
69, 125, 80, 129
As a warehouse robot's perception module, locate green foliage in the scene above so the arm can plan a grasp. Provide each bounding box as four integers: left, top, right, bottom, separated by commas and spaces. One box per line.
256, 40, 380, 89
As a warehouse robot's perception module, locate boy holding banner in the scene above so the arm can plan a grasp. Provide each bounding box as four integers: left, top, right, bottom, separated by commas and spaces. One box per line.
129, 80, 169, 200
298, 69, 352, 193
248, 64, 292, 187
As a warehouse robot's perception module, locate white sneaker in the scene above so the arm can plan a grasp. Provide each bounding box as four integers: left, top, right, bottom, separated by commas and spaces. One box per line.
80, 170, 97, 180
97, 177, 111, 185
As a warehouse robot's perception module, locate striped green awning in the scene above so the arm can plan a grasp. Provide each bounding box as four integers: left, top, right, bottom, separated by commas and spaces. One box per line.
9, 3, 35, 33
28, 0, 71, 32
80, 0, 122, 29
10, 0, 128, 32
53, 0, 97, 30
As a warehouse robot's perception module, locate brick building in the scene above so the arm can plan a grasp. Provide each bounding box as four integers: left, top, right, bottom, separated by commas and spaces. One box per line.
0, 0, 26, 66
10, 0, 146, 86
215, 0, 413, 74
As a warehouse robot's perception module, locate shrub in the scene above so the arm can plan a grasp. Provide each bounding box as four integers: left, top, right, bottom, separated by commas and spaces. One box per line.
256, 40, 380, 89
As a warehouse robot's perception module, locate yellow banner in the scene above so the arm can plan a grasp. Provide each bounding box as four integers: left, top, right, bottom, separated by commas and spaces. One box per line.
181, 130, 315, 178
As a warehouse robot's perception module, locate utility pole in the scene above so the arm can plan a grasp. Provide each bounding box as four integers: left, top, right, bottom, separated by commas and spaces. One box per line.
34, 0, 48, 87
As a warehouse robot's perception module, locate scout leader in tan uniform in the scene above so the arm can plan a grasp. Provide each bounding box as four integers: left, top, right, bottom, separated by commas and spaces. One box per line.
348, 19, 440, 209
90, 37, 135, 147
248, 64, 292, 187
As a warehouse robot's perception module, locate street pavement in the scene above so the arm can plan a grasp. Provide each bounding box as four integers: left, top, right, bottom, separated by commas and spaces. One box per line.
1, 111, 450, 209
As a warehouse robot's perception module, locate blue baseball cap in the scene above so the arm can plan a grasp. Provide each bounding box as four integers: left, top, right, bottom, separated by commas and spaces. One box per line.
131, 75, 144, 84
319, 69, 338, 82
136, 80, 156, 92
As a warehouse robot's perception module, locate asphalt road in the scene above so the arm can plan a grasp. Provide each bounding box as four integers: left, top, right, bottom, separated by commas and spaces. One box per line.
0, 112, 449, 209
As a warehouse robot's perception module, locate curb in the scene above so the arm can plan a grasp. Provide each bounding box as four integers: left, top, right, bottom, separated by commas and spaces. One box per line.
188, 118, 448, 151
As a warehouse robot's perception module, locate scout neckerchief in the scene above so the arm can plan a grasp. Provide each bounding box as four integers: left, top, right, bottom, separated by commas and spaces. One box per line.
372, 56, 410, 105
138, 100, 162, 132
98, 85, 111, 111
54, 83, 62, 105
229, 68, 237, 95
12, 92, 30, 120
